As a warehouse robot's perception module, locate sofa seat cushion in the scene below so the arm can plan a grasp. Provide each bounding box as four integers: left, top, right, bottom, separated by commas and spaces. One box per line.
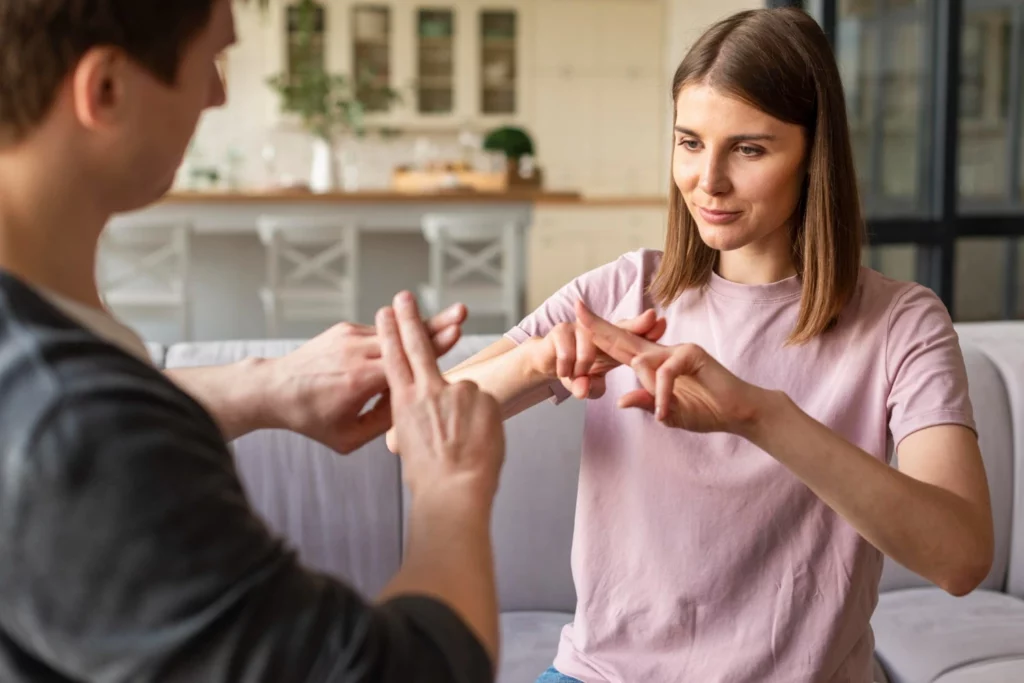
933, 658, 1024, 682
499, 611, 571, 683
872, 588, 1024, 683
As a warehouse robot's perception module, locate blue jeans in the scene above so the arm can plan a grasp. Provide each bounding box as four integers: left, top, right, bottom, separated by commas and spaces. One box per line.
535, 667, 583, 683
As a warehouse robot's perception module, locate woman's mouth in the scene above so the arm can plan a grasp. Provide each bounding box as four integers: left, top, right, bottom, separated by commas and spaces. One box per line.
697, 207, 742, 225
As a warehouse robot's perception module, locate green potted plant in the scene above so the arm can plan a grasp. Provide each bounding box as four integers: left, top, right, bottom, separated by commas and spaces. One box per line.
263, 0, 401, 191
482, 125, 537, 183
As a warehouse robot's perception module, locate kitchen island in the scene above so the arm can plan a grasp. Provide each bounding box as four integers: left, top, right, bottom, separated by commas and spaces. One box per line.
105, 188, 589, 343
111, 188, 584, 233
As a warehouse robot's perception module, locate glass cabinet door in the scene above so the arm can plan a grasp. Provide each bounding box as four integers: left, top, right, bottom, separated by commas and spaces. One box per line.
352, 4, 392, 112
417, 9, 455, 114
480, 10, 517, 115
286, 2, 326, 74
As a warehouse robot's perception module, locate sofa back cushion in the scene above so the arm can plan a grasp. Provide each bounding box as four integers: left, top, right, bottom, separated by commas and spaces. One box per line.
954, 324, 1024, 597
165, 340, 403, 599
879, 342, 1015, 593
145, 341, 165, 368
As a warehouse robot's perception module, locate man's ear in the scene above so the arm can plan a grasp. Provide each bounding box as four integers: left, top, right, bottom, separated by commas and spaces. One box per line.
70, 47, 127, 131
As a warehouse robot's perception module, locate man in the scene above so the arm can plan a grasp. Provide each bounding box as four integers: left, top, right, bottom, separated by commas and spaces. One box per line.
0, 1, 505, 681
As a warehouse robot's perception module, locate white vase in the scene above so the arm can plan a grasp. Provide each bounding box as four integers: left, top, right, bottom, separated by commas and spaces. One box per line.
309, 137, 338, 193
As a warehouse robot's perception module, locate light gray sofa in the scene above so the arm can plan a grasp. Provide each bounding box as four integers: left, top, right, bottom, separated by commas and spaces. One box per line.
149, 321, 1024, 683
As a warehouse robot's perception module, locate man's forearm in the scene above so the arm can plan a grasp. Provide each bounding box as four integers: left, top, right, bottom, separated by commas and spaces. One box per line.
378, 494, 499, 668
165, 358, 274, 441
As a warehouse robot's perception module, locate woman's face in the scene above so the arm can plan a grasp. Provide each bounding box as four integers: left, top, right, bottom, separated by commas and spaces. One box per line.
673, 83, 808, 257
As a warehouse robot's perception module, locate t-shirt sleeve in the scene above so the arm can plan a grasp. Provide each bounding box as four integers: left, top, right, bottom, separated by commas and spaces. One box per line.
503, 249, 654, 403
0, 383, 492, 683
885, 283, 977, 450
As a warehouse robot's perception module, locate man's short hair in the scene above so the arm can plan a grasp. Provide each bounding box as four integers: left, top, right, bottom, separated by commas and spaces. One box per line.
0, 0, 217, 146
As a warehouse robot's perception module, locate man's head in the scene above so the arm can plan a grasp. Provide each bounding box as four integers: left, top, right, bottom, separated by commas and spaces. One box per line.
0, 0, 235, 212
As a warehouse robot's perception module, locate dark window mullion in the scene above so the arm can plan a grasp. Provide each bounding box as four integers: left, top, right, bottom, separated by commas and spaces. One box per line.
928, 0, 963, 310
1006, 2, 1024, 203
917, 3, 936, 214
1003, 3, 1023, 318
870, 1, 888, 205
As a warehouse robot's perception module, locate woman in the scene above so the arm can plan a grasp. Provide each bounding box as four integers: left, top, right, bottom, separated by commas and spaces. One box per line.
401, 8, 994, 682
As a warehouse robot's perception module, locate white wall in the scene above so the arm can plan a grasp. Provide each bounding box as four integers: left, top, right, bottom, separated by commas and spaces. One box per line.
661, 0, 764, 195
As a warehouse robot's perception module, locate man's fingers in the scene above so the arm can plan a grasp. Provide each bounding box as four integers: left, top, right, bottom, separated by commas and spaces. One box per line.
576, 299, 655, 365
425, 302, 467, 334
348, 395, 393, 449
431, 324, 461, 357
393, 291, 445, 390
376, 306, 414, 406
362, 322, 461, 360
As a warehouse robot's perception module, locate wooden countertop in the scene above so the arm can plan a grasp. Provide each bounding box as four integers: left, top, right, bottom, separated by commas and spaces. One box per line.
161, 190, 668, 206
162, 189, 584, 204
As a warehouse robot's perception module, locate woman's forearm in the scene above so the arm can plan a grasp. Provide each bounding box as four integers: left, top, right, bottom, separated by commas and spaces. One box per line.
444, 339, 555, 419
745, 391, 993, 596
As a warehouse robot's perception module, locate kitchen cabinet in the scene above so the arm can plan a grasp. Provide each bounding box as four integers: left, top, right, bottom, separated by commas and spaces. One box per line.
265, 0, 529, 128
531, 0, 667, 196
527, 205, 668, 310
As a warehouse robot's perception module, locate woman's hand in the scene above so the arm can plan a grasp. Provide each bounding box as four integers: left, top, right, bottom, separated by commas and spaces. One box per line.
524, 308, 667, 400
576, 300, 768, 436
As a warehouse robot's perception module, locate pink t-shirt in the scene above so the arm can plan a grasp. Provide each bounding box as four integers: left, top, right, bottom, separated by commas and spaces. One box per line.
505, 249, 976, 683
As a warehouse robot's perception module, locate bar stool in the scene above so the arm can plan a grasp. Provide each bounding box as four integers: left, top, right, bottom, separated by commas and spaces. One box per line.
419, 213, 523, 330
98, 219, 193, 341
257, 214, 360, 337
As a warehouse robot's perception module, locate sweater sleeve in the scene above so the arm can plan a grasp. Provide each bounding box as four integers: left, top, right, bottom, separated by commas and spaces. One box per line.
0, 380, 492, 683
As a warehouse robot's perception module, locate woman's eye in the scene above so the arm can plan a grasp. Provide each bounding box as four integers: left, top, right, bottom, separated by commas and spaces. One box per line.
678, 139, 700, 150
737, 145, 763, 157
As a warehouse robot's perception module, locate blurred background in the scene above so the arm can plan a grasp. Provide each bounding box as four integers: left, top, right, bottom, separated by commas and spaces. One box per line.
104, 0, 1024, 343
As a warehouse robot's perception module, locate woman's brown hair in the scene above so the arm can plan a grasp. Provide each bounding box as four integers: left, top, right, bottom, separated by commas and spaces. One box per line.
651, 7, 864, 344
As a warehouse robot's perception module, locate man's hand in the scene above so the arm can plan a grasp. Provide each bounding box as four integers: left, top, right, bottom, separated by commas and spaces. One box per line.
263, 303, 468, 453
375, 291, 504, 666
379, 292, 505, 508
168, 302, 467, 454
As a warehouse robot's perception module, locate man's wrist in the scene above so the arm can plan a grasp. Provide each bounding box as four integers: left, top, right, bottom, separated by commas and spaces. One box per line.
213, 356, 279, 437
410, 486, 494, 529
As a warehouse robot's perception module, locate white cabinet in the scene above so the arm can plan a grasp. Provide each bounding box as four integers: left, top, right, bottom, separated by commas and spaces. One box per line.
592, 74, 667, 195
265, 0, 529, 129
531, 0, 667, 197
533, 1, 601, 76
595, 2, 664, 77
530, 74, 600, 190
527, 204, 668, 310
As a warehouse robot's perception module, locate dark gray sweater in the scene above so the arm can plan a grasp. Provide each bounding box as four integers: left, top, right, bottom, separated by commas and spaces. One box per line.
0, 271, 492, 683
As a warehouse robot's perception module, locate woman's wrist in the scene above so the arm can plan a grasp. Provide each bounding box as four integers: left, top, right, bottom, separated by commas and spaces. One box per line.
518, 336, 556, 381
735, 388, 796, 448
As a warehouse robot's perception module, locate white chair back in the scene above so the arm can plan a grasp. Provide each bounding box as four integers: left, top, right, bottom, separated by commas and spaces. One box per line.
420, 213, 522, 329
256, 215, 359, 337
98, 220, 192, 340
